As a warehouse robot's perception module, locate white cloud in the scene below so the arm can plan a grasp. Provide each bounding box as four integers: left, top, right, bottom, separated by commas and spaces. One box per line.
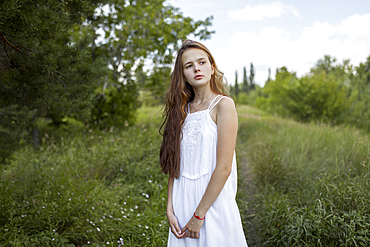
212, 13, 370, 86
228, 2, 300, 21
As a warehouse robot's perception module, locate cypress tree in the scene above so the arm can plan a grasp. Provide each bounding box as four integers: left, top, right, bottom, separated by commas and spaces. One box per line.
234, 70, 240, 96
242, 66, 249, 94
249, 63, 255, 90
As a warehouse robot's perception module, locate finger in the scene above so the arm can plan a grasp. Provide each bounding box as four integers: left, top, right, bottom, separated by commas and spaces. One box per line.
181, 225, 188, 234
171, 223, 187, 239
174, 222, 182, 234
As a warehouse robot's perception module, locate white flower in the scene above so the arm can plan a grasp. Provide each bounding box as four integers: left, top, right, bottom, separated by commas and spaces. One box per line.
97, 227, 100, 231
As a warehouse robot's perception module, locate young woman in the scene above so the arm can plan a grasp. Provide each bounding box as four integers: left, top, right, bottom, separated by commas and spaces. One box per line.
160, 40, 248, 246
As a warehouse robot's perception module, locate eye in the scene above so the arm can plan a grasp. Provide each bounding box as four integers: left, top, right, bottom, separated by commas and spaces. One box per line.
200, 61, 205, 65
185, 64, 192, 69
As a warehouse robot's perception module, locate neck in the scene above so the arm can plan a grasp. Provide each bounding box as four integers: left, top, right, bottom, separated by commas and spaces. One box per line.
193, 87, 214, 103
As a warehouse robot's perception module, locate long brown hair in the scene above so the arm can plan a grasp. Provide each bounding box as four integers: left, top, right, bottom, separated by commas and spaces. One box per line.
159, 40, 228, 178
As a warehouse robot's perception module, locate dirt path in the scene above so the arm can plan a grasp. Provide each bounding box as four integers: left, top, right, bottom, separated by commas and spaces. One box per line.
239, 148, 260, 246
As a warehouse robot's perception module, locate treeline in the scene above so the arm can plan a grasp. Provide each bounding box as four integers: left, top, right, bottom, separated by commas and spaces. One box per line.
244, 55, 370, 132
0, 0, 214, 160
230, 63, 264, 107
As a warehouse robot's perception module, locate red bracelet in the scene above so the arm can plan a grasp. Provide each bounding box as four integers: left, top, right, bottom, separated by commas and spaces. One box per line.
194, 212, 205, 220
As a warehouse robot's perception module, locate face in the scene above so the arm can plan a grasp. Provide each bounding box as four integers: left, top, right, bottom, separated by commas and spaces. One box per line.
181, 48, 214, 89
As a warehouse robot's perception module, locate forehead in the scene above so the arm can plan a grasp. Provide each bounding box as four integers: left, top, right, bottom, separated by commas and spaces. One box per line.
181, 48, 209, 64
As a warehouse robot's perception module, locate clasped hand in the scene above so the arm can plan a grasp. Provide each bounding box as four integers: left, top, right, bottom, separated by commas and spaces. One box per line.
167, 213, 204, 239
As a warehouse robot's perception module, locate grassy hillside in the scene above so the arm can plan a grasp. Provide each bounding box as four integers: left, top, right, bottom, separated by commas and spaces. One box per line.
1, 105, 369, 246
236, 105, 370, 246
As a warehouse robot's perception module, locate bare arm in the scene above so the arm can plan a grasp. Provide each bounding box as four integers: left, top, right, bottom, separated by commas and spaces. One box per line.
167, 176, 187, 239
181, 97, 238, 238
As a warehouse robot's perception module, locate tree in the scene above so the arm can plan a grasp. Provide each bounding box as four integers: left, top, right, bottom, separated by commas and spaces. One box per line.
234, 70, 239, 97
266, 67, 271, 86
249, 62, 255, 90
345, 55, 370, 131
0, 0, 105, 159
0, 0, 214, 159
86, 0, 214, 127
257, 65, 348, 123
242, 66, 249, 94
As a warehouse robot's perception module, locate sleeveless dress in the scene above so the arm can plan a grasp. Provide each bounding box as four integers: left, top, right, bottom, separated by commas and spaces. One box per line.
167, 95, 248, 247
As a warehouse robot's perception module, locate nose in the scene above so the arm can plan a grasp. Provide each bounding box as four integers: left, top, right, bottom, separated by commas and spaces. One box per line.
194, 65, 200, 72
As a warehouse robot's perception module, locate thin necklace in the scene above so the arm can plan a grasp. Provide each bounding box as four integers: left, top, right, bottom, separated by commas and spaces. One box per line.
192, 94, 215, 112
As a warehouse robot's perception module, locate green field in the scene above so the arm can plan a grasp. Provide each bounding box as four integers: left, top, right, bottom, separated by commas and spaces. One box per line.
1, 105, 369, 246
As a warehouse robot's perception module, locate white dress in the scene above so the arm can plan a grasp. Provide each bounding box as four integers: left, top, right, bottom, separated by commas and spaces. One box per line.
167, 95, 248, 247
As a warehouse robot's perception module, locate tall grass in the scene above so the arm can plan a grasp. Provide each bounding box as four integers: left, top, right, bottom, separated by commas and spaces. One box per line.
2, 104, 369, 246
236, 105, 370, 246
0, 106, 169, 246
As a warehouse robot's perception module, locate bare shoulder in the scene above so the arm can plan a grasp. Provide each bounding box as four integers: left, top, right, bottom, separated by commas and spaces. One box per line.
215, 96, 237, 114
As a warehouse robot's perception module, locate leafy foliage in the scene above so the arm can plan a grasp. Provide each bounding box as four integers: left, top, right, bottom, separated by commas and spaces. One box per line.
0, 0, 106, 159
86, 0, 214, 124
345, 56, 370, 131
257, 62, 349, 123
0, 0, 214, 160
253, 54, 370, 132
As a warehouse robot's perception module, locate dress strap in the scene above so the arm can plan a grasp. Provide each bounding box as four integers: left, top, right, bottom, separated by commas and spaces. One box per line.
208, 95, 227, 112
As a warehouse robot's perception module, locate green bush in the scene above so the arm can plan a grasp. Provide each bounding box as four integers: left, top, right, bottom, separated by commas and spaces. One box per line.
256, 69, 348, 123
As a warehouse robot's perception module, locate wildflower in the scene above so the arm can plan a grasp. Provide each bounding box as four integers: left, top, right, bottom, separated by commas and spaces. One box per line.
97, 227, 100, 231
145, 226, 149, 229
118, 238, 124, 246
92, 207, 94, 209
134, 205, 138, 209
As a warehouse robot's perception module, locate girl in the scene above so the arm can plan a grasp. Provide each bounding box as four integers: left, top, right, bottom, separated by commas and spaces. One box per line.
160, 40, 248, 247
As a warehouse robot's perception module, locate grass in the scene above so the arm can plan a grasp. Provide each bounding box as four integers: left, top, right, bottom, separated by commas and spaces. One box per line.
236, 104, 370, 246
1, 104, 369, 246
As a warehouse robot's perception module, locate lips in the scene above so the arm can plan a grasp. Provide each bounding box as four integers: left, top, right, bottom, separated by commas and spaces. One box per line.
194, 75, 203, 79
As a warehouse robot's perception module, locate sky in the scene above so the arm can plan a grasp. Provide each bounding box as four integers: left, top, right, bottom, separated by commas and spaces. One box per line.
167, 0, 370, 86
